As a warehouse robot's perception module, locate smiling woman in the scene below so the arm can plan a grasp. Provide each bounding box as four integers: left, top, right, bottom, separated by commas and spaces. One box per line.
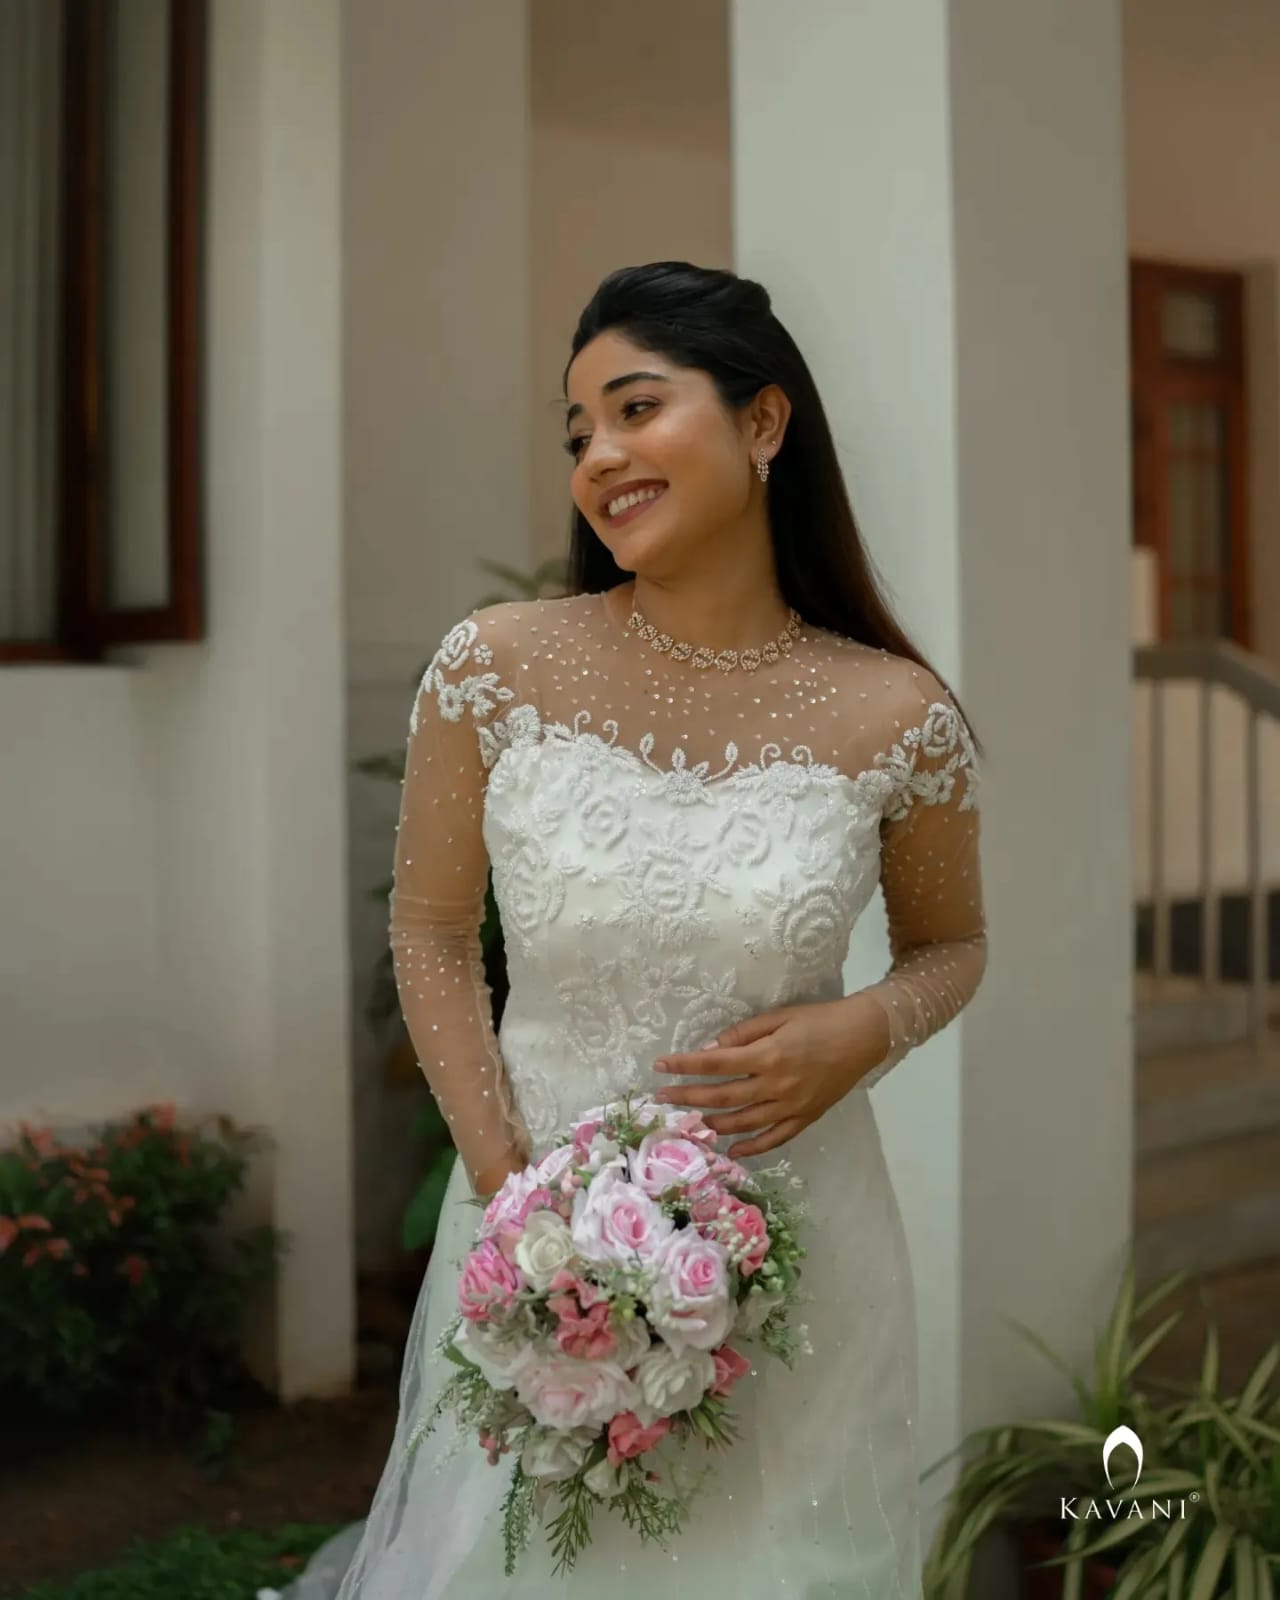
286, 261, 989, 1600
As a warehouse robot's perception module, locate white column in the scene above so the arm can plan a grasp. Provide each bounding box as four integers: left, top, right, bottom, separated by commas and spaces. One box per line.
732, 0, 1132, 1537
198, 0, 352, 1400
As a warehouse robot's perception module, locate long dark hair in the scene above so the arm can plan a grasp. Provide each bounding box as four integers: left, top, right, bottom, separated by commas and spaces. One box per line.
561, 261, 981, 755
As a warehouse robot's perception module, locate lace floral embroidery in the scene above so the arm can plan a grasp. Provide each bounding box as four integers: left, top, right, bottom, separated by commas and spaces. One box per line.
876, 701, 979, 823
409, 618, 513, 736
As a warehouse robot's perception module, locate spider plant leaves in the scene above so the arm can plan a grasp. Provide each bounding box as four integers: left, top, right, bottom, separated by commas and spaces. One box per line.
1186, 1522, 1234, 1600
1127, 1310, 1189, 1380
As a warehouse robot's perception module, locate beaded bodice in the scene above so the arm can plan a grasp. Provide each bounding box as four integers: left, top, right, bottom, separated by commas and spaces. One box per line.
389, 588, 986, 1182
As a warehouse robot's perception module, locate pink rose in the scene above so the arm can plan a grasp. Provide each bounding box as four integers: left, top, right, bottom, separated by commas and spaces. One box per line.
606, 1410, 671, 1465
686, 1179, 730, 1225
709, 1344, 753, 1398
551, 1297, 617, 1360
515, 1353, 639, 1431
714, 1196, 770, 1275
480, 1169, 545, 1239
458, 1239, 525, 1322
535, 1144, 578, 1187
572, 1119, 602, 1154
707, 1151, 754, 1187
629, 1132, 710, 1197
670, 1110, 718, 1147
547, 1267, 607, 1307
570, 1168, 673, 1267
648, 1230, 734, 1353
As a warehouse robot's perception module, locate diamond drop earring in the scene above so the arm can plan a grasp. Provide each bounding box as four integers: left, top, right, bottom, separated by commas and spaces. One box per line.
756, 448, 770, 484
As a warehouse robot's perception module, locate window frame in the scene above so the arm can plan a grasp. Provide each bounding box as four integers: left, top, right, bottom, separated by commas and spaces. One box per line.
1129, 257, 1251, 649
0, 0, 206, 665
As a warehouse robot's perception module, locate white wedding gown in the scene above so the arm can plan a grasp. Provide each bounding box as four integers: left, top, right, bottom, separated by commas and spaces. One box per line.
289, 587, 987, 1600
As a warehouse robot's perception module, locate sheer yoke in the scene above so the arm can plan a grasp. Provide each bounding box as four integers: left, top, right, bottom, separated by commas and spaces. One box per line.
389, 589, 987, 1188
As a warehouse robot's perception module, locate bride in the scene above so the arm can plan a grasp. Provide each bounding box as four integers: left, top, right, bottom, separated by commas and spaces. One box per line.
287, 261, 988, 1599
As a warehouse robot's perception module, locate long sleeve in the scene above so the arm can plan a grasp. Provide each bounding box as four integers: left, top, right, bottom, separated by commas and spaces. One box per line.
855, 682, 988, 1090
388, 611, 531, 1192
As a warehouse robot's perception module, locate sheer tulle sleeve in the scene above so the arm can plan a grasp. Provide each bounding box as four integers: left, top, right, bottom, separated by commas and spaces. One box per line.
389, 610, 532, 1193
855, 679, 988, 1090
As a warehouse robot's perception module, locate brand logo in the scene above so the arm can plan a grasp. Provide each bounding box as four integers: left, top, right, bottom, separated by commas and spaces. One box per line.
1059, 1425, 1197, 1525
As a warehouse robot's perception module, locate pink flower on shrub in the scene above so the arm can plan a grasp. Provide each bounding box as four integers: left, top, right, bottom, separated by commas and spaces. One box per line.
150, 1102, 178, 1133
120, 1254, 149, 1286
16, 1214, 52, 1233
22, 1245, 44, 1267
0, 1218, 17, 1255
19, 1124, 56, 1157
45, 1238, 72, 1262
709, 1344, 752, 1397
606, 1411, 671, 1465
458, 1240, 524, 1322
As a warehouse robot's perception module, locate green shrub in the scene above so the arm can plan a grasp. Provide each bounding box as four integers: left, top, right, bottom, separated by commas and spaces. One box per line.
16, 1521, 344, 1599
0, 1104, 282, 1431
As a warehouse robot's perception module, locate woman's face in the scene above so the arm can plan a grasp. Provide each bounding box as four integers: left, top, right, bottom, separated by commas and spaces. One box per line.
563, 330, 762, 572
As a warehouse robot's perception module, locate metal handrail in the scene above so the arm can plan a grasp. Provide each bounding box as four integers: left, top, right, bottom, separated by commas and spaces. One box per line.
1133, 640, 1278, 1052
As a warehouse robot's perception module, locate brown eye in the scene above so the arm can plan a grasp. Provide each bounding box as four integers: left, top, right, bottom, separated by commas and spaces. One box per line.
562, 399, 656, 461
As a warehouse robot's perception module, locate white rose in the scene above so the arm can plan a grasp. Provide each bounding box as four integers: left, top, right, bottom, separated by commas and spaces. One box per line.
631, 1344, 716, 1424
584, 1457, 629, 1500
515, 1353, 639, 1431
451, 1318, 533, 1391
513, 1210, 576, 1291
609, 1312, 653, 1373
570, 1167, 673, 1268
582, 1132, 625, 1175
520, 1424, 596, 1484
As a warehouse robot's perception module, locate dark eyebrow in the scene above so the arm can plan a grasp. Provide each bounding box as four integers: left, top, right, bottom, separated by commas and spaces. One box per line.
564, 371, 671, 432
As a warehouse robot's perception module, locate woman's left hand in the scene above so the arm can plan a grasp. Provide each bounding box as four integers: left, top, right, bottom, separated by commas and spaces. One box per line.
651, 993, 892, 1159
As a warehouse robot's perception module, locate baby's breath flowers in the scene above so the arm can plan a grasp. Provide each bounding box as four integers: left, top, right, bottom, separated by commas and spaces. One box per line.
406, 1093, 810, 1575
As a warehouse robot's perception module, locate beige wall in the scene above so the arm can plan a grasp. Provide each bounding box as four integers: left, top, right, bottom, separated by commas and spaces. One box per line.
529, 0, 731, 563
1125, 0, 1280, 672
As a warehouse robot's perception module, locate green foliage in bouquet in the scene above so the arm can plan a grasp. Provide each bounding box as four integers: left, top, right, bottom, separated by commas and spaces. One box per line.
0, 1103, 283, 1432
413, 1094, 812, 1577
923, 1259, 1280, 1600
353, 556, 570, 1255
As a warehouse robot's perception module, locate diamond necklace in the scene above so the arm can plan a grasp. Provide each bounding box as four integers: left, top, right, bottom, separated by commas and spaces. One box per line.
625, 595, 802, 673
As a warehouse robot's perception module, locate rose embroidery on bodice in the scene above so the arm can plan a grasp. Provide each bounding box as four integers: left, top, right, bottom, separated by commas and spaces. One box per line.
402, 607, 981, 1158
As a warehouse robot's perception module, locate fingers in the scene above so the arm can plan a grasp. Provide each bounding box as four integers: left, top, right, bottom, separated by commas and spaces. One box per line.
704, 1102, 783, 1136
654, 1077, 755, 1110
727, 1116, 806, 1161
654, 1011, 789, 1075
656, 1043, 755, 1081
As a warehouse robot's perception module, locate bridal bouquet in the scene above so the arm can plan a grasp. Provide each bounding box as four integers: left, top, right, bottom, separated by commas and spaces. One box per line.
411, 1093, 810, 1576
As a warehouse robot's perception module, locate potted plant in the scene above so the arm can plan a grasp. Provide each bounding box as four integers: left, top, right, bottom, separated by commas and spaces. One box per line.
922, 1260, 1280, 1598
